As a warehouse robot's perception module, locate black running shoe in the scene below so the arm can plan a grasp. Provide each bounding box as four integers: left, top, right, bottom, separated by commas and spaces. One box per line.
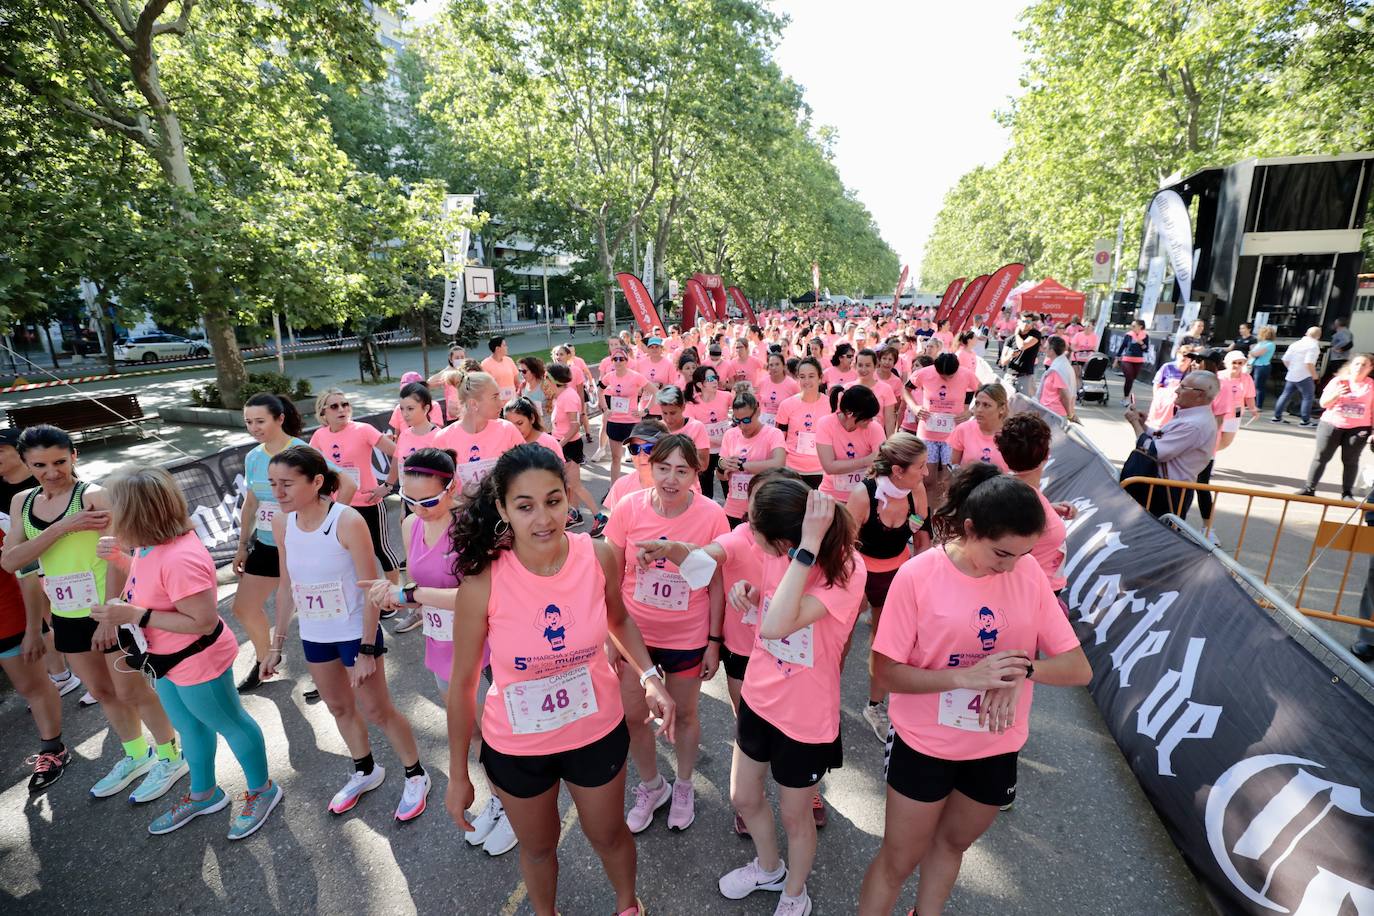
27, 747, 71, 793
236, 665, 263, 693
589, 514, 608, 538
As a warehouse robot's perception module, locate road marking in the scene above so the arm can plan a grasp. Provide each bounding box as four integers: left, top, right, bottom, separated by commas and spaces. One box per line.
499, 801, 582, 916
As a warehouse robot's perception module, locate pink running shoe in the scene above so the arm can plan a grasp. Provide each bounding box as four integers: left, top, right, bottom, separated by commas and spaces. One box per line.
625, 777, 672, 833
666, 779, 695, 831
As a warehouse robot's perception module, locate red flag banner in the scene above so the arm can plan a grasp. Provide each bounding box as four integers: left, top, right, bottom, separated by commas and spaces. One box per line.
616, 272, 665, 335
946, 275, 990, 337
892, 265, 909, 309
935, 277, 966, 323
693, 273, 726, 320
727, 286, 757, 325
961, 263, 1025, 333
683, 278, 712, 330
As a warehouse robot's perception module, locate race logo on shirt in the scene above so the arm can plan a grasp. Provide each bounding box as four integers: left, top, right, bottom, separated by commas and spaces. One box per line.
537, 603, 573, 652
973, 605, 1003, 650
980, 447, 993, 463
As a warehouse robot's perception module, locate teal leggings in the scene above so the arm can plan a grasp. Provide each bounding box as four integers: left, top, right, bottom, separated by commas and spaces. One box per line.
154, 668, 270, 794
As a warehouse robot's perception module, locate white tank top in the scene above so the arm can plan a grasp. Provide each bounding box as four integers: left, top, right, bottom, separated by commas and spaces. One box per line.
284, 502, 366, 644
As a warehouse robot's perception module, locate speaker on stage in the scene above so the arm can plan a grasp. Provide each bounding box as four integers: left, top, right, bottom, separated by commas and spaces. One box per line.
1110, 291, 1140, 325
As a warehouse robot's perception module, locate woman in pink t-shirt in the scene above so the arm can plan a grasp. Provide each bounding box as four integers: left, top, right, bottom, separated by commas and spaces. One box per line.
600, 349, 650, 483
604, 435, 728, 835
823, 342, 859, 389
435, 371, 527, 498
390, 444, 672, 916
654, 385, 710, 480
815, 385, 886, 501
508, 386, 607, 537
995, 414, 1071, 591
384, 381, 444, 494
855, 348, 898, 435
683, 365, 734, 498
717, 481, 866, 914
602, 420, 670, 513
776, 357, 833, 488
754, 352, 800, 426
876, 346, 907, 406
860, 464, 1091, 915
905, 353, 978, 467
949, 383, 1010, 470
716, 391, 786, 524
1303, 353, 1374, 500
427, 345, 467, 424
93, 466, 280, 839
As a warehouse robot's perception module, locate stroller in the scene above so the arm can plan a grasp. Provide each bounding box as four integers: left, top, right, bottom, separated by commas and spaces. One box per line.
1077, 353, 1110, 404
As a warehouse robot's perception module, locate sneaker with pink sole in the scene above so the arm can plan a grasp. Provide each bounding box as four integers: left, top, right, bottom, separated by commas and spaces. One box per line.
666, 779, 695, 831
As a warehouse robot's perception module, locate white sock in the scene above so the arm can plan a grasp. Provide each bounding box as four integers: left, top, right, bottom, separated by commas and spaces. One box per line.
643, 775, 665, 790
49, 669, 72, 683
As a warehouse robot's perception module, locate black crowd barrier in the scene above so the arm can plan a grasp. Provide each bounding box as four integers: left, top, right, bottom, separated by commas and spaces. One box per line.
170, 411, 393, 568
1103, 326, 1173, 374
1027, 400, 1374, 915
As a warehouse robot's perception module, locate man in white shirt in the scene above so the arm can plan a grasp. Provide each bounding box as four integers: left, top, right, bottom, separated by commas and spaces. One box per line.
1270, 326, 1322, 427
1124, 370, 1220, 517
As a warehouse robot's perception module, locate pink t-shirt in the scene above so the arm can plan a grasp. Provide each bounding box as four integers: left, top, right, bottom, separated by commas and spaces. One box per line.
395, 423, 443, 463
481, 533, 624, 755
1031, 488, 1067, 590
603, 470, 650, 512
1147, 373, 1181, 428
910, 366, 979, 441
684, 390, 735, 452
720, 356, 762, 386
127, 532, 238, 687
636, 356, 675, 414
389, 402, 443, 434
310, 421, 383, 507
775, 394, 833, 475
948, 419, 1008, 470
1221, 371, 1256, 409
874, 547, 1079, 760
1319, 377, 1374, 429
482, 356, 520, 401
755, 375, 800, 424
603, 489, 729, 650
712, 522, 766, 657
551, 387, 583, 442
571, 357, 592, 386
533, 432, 563, 457
814, 413, 886, 500
823, 366, 859, 389
858, 378, 899, 418
1070, 331, 1099, 359
718, 425, 785, 518
956, 349, 979, 376
436, 418, 526, 493
601, 369, 648, 424
666, 418, 711, 459
1039, 370, 1070, 417
741, 551, 867, 743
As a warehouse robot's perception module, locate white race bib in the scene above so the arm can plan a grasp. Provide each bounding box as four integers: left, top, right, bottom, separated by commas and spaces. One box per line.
633, 566, 689, 611
503, 665, 598, 735
706, 421, 730, 444
292, 580, 347, 622
255, 501, 279, 533
45, 571, 99, 613
761, 622, 814, 668
728, 472, 753, 501
826, 471, 865, 493
421, 605, 453, 641
759, 412, 777, 427
1221, 415, 1241, 433
339, 465, 362, 486
610, 396, 631, 414
499, 386, 516, 402
904, 407, 918, 426
938, 687, 992, 731
457, 458, 498, 489
795, 431, 817, 456
925, 412, 957, 434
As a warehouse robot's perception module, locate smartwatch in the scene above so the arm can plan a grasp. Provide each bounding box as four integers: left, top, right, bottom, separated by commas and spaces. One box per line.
638, 665, 664, 688
787, 547, 816, 567
401, 585, 418, 605
138, 608, 153, 628
358, 642, 388, 657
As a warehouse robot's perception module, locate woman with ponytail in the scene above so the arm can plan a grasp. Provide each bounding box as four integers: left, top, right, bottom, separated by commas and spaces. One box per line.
858, 463, 1091, 915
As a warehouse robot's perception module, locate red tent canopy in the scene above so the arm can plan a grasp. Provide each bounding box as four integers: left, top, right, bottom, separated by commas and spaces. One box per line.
1012, 277, 1085, 324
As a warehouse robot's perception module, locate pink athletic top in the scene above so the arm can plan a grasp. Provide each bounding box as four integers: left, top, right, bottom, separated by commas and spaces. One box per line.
533, 432, 563, 457
775, 394, 832, 475
436, 419, 525, 493
604, 471, 649, 512
482, 356, 520, 402
754, 375, 800, 423
948, 420, 1008, 470
481, 533, 623, 755
395, 424, 443, 464
874, 547, 1079, 760
741, 551, 867, 743
909, 366, 979, 441
389, 402, 443, 434
684, 390, 734, 453
1039, 370, 1070, 417
712, 523, 766, 657
1320, 377, 1374, 429
310, 421, 383, 507
406, 514, 464, 679
603, 490, 729, 650
718, 425, 785, 519
127, 532, 238, 687
601, 370, 648, 424
823, 366, 859, 389
814, 413, 886, 501
1030, 488, 1067, 590
859, 377, 899, 416
551, 387, 582, 443
956, 349, 979, 376
1070, 330, 1099, 360
1221, 371, 1256, 408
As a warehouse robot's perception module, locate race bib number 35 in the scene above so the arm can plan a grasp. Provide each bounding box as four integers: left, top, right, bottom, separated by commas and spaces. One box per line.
504, 665, 598, 735
255, 502, 279, 533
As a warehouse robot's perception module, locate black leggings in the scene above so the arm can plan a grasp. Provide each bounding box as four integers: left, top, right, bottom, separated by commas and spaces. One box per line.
1306, 422, 1370, 496
699, 453, 720, 499
1194, 460, 1215, 522
1121, 361, 1143, 398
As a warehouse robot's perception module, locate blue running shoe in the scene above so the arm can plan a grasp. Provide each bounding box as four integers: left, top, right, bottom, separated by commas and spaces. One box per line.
130, 755, 190, 804
228, 782, 283, 840
149, 788, 229, 835
90, 751, 155, 799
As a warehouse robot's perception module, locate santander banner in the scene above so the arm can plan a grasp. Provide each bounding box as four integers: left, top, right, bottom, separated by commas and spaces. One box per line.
683, 278, 712, 330
693, 273, 727, 320
946, 274, 989, 335
892, 264, 909, 308
959, 262, 1025, 332
615, 272, 665, 335
727, 286, 758, 325
935, 277, 966, 323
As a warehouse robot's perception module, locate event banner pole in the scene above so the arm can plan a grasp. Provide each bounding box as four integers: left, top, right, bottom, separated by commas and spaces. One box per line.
959, 262, 1025, 333
935, 277, 965, 323
614, 272, 665, 335
946, 274, 990, 335
892, 264, 909, 310
727, 286, 757, 325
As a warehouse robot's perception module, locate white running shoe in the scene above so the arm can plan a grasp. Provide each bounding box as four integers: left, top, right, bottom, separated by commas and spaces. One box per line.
774, 888, 812, 915
50, 671, 83, 698
482, 811, 518, 856
862, 702, 891, 743
719, 857, 788, 899
395, 772, 430, 821
466, 796, 504, 846
625, 777, 672, 833
328, 765, 386, 815
79, 691, 99, 707
129, 755, 190, 804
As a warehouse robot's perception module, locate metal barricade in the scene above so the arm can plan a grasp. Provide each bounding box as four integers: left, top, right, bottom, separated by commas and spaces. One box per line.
1120, 476, 1374, 629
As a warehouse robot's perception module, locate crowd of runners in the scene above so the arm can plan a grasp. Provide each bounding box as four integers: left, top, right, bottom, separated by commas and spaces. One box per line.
5, 303, 1170, 916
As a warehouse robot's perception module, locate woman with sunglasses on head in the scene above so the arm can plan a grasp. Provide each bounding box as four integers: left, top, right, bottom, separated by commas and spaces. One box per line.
605, 434, 728, 835
718, 483, 866, 916
603, 420, 670, 513
684, 365, 734, 498
233, 394, 357, 694
517, 357, 548, 415
436, 371, 527, 497
546, 365, 611, 537
858, 464, 1091, 916
824, 343, 859, 390
718, 391, 786, 528
600, 347, 650, 483
776, 357, 833, 490
756, 351, 800, 428
949, 383, 1011, 470
260, 446, 429, 821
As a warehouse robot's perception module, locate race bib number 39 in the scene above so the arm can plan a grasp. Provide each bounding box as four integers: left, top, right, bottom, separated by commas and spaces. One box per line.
938, 688, 992, 731
292, 580, 347, 622
421, 605, 453, 641
45, 571, 99, 613
634, 566, 689, 611
504, 665, 598, 735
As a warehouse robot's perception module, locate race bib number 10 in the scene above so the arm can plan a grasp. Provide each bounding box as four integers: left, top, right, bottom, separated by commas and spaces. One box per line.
634, 566, 689, 611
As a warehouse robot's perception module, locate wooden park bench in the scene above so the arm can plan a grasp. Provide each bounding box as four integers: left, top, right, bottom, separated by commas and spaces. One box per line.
5, 392, 160, 443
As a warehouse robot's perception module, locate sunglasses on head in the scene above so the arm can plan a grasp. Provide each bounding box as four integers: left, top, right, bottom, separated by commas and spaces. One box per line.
626, 439, 658, 456
398, 488, 447, 509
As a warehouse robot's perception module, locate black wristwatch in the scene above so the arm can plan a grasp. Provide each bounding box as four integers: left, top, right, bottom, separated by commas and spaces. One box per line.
402, 585, 418, 605
138, 608, 153, 628
358, 642, 387, 657
1025, 662, 1035, 681
788, 547, 816, 567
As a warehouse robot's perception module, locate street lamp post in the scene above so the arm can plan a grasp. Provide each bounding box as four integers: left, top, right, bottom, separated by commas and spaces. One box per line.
543, 254, 551, 349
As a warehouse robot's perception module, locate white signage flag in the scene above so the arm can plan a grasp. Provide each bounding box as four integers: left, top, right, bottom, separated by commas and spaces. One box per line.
1148, 190, 1193, 305
440, 194, 475, 336
1090, 238, 1113, 284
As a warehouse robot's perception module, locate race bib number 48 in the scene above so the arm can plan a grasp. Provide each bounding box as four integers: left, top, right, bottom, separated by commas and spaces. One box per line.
504, 665, 598, 735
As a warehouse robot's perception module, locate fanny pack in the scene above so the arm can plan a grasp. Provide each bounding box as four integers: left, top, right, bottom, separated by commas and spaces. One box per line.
118, 620, 225, 680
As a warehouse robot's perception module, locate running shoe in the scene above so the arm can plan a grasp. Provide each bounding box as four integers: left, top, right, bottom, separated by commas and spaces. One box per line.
733, 812, 751, 838
236, 665, 264, 693
50, 671, 83, 698
811, 792, 827, 828
625, 777, 672, 833
130, 755, 190, 804
395, 772, 431, 822
862, 702, 891, 743
90, 750, 155, 798
304, 682, 320, 701
394, 608, 423, 634
27, 747, 71, 793
589, 513, 609, 539
79, 691, 99, 707
228, 781, 283, 840
568, 507, 584, 527
328, 765, 386, 815
774, 889, 812, 916
614, 900, 646, 916
148, 788, 229, 835
718, 857, 788, 899
466, 796, 505, 845
482, 811, 518, 856
667, 779, 695, 831
379, 608, 398, 620
1000, 799, 1016, 812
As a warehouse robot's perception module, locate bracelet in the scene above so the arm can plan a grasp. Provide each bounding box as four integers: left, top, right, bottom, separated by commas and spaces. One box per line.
706, 635, 723, 644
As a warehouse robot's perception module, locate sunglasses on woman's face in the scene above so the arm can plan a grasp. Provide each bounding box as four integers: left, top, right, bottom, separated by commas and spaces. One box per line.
626, 439, 658, 456
733, 415, 755, 425
399, 488, 447, 509
613, 356, 628, 363
703, 374, 719, 382
326, 401, 350, 410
